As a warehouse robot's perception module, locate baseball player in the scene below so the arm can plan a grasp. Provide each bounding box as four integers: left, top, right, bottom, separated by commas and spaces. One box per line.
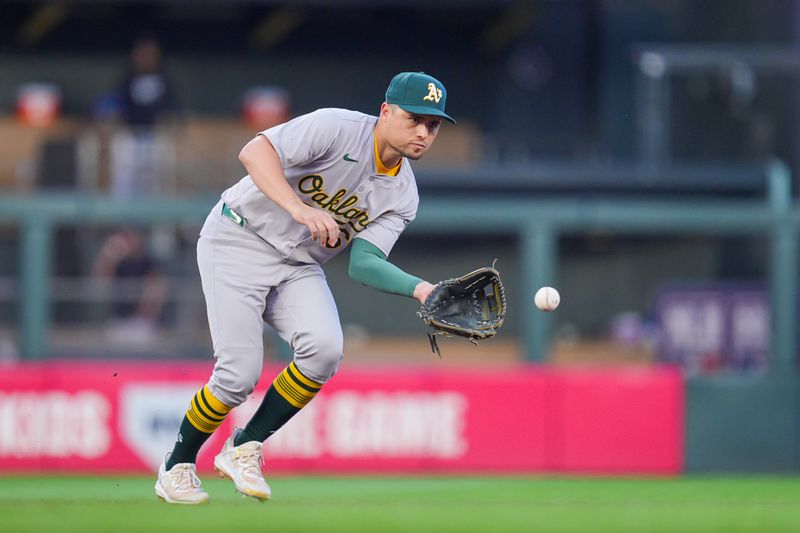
155, 72, 455, 504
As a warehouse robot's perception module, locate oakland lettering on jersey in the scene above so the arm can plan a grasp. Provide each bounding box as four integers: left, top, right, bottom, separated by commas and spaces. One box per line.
297, 175, 372, 234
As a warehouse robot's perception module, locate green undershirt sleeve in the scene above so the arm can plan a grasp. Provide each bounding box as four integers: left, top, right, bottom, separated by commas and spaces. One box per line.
348, 238, 422, 298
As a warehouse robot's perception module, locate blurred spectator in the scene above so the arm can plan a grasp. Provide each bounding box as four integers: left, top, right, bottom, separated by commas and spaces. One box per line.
109, 34, 176, 198
16, 83, 62, 129
242, 86, 291, 131
92, 227, 168, 346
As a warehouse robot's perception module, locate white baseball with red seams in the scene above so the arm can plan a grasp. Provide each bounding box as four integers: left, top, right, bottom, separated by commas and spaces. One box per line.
534, 287, 560, 312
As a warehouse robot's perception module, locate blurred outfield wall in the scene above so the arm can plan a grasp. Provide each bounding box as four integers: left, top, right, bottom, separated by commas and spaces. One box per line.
0, 361, 683, 475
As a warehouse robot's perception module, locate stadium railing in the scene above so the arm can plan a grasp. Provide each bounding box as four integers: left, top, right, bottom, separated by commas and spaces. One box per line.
0, 159, 795, 366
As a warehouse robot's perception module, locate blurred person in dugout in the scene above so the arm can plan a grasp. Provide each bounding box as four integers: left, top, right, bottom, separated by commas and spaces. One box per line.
92, 227, 168, 346
109, 34, 176, 199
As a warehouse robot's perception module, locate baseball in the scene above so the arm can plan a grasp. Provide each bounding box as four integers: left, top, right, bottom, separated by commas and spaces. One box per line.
535, 287, 560, 312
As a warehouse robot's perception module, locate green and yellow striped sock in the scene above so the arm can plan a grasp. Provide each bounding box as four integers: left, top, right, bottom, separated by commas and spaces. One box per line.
166, 384, 232, 470
235, 362, 322, 445
186, 384, 232, 433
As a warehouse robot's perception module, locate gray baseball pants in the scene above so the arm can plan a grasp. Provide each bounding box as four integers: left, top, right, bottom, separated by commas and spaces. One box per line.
197, 201, 344, 407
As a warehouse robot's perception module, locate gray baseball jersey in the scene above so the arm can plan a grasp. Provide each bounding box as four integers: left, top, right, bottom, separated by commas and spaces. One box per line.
221, 108, 419, 264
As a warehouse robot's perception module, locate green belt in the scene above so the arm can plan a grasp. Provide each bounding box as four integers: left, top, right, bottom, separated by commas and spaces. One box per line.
221, 202, 246, 227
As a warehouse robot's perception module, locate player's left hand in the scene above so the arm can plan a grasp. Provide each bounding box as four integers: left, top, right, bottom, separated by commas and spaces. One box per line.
412, 281, 436, 304
416, 266, 506, 356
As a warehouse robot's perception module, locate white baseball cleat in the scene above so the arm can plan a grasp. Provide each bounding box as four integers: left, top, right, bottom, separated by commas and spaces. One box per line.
213, 429, 271, 501
155, 454, 210, 505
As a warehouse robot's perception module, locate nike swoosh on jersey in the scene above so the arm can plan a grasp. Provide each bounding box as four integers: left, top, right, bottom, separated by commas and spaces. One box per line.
343, 153, 359, 163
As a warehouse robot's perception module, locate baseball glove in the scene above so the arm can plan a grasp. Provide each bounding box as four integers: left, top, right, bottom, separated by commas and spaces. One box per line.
417, 264, 506, 356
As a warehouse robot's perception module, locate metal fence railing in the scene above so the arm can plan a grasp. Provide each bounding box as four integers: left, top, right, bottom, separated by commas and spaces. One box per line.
0, 161, 795, 366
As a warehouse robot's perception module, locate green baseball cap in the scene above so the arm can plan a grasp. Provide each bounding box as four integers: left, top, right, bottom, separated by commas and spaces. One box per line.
385, 72, 456, 124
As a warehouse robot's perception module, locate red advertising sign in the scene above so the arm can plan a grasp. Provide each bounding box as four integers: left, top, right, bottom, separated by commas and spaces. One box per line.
0, 361, 682, 474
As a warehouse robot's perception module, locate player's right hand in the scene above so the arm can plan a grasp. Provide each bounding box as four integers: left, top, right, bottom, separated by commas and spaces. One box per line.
292, 204, 340, 247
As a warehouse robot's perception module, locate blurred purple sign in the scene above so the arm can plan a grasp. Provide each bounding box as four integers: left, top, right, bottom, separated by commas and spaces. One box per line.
654, 286, 769, 374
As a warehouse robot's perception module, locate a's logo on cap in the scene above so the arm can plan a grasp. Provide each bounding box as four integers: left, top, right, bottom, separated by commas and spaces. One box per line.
422, 82, 443, 104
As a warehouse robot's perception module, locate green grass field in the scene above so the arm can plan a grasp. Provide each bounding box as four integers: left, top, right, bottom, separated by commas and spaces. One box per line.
1, 475, 799, 532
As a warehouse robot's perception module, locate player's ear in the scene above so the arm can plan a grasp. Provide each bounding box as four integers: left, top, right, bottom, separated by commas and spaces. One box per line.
379, 102, 393, 120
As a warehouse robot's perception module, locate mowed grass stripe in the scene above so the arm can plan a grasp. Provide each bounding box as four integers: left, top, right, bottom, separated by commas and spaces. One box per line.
1, 476, 800, 532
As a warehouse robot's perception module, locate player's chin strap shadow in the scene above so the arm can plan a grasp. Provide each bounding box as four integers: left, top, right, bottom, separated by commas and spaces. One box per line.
426, 329, 479, 358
